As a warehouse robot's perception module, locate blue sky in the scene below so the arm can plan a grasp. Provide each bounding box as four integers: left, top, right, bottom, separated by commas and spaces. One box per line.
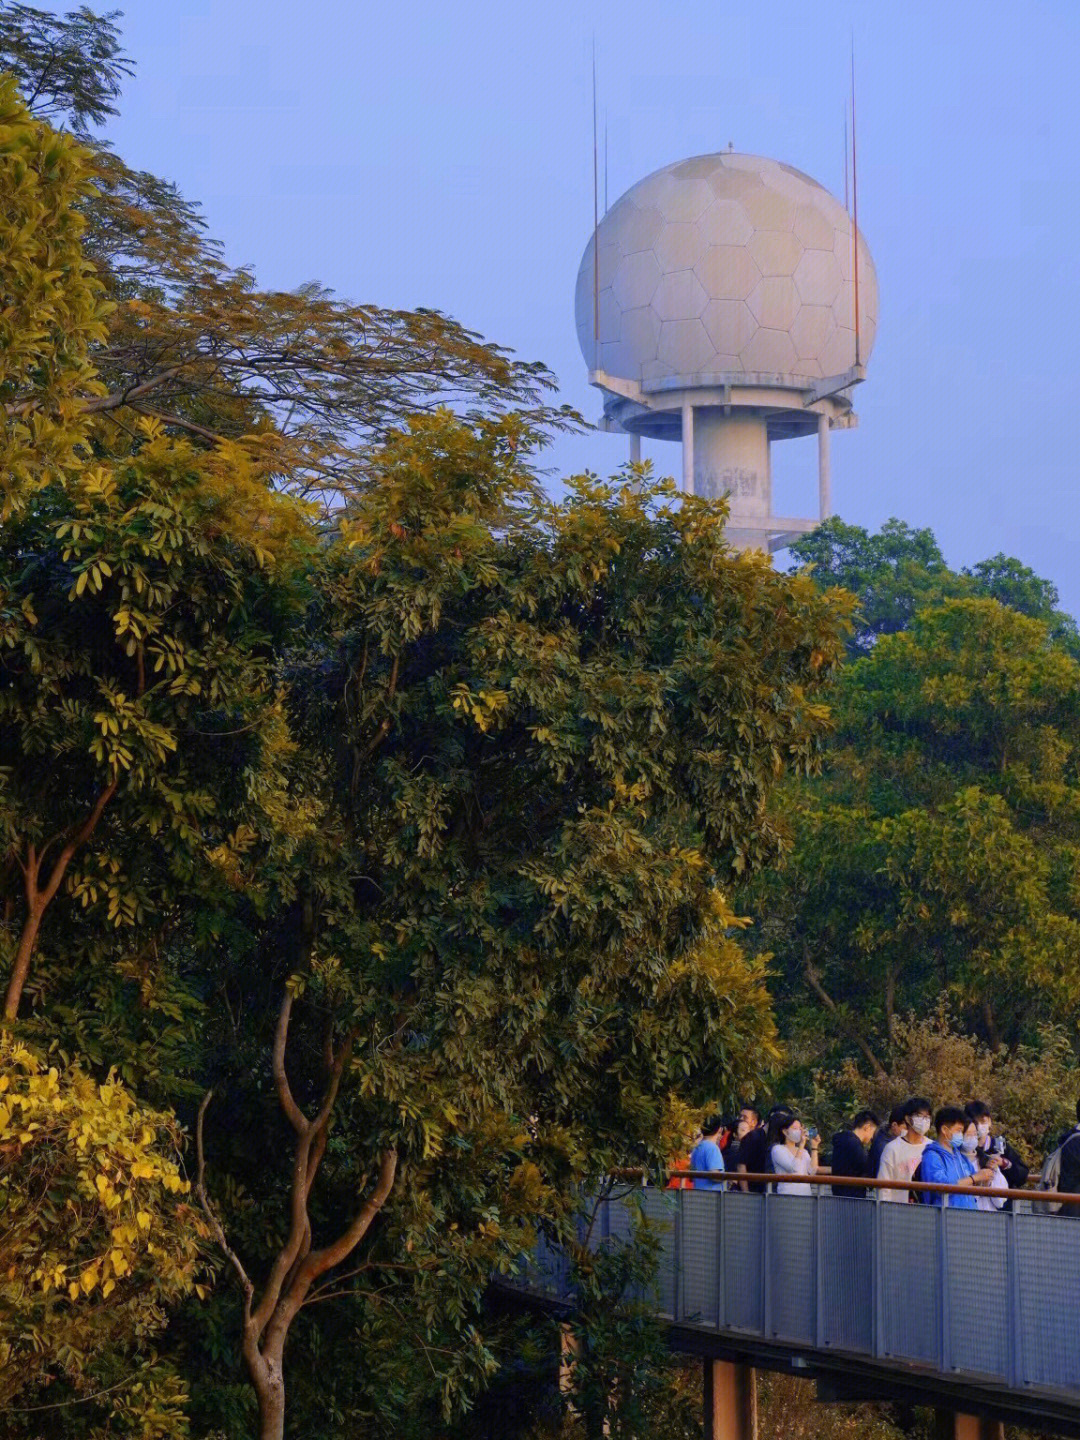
93, 0, 1080, 611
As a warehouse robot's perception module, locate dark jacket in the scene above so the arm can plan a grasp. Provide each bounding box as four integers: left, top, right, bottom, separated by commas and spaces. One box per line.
868, 1125, 895, 1178
830, 1129, 871, 1198
975, 1135, 1029, 1210
1060, 1127, 1080, 1201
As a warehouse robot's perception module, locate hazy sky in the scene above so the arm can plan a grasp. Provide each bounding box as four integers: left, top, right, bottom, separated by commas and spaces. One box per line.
91, 0, 1080, 611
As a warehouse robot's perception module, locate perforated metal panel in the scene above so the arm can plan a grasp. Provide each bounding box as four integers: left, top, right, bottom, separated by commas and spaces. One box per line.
1014, 1212, 1080, 1389
722, 1191, 765, 1332
639, 1188, 677, 1320
879, 1202, 942, 1365
820, 1195, 874, 1352
944, 1208, 1010, 1379
767, 1194, 817, 1342
679, 1190, 722, 1326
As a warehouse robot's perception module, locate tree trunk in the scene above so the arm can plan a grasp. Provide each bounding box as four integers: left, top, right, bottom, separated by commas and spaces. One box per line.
3, 901, 44, 1021
245, 1338, 286, 1440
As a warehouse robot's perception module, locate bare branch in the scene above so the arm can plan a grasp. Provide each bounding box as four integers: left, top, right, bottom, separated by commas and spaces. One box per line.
271, 990, 309, 1137
195, 1090, 254, 1319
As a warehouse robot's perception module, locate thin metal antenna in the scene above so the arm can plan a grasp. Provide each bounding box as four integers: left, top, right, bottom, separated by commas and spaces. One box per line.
843, 107, 849, 214
850, 33, 861, 368
604, 114, 609, 214
592, 37, 600, 369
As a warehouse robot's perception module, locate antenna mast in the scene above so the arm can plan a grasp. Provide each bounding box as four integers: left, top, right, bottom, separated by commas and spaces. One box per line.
592, 39, 600, 369
850, 37, 861, 368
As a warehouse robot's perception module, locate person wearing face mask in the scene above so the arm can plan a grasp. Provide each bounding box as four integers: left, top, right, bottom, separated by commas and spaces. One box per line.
964, 1100, 1029, 1207
961, 1121, 1009, 1211
918, 1107, 999, 1207
877, 1097, 933, 1202
768, 1112, 820, 1195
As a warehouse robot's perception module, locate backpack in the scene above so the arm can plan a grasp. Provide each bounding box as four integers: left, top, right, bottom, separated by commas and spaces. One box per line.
1033, 1145, 1064, 1215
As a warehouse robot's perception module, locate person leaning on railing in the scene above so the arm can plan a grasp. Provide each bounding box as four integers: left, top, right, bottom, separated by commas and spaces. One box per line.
1058, 1098, 1080, 1214
916, 1107, 1000, 1207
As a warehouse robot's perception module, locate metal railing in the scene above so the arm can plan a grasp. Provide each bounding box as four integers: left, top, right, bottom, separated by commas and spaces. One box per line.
515, 1173, 1080, 1398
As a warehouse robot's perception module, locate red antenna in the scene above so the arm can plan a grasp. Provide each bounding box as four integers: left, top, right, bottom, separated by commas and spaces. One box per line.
850, 36, 861, 368
592, 38, 600, 369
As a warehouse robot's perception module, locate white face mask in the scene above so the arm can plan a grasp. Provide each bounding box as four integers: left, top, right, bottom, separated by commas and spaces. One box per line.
911, 1115, 931, 1136
977, 1122, 991, 1140
961, 1134, 979, 1154
786, 1124, 803, 1145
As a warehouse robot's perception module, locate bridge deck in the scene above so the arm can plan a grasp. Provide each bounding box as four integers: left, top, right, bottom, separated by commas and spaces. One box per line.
508, 1185, 1080, 1435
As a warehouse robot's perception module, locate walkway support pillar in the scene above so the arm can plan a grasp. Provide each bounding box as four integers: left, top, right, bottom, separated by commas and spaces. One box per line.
942, 1414, 1005, 1440
703, 1360, 757, 1440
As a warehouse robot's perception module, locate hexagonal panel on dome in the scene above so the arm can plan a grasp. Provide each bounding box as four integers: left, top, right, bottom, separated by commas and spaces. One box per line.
671, 155, 724, 180
740, 327, 798, 374
699, 200, 753, 248
748, 230, 802, 277
741, 187, 797, 231
709, 167, 764, 202
654, 221, 707, 272
794, 249, 842, 307
596, 287, 621, 344
747, 277, 800, 331
658, 317, 715, 372
820, 326, 855, 376
620, 305, 661, 362
832, 282, 855, 330
701, 298, 756, 355
656, 177, 715, 224
617, 203, 664, 255
694, 245, 761, 301
612, 249, 662, 310
790, 304, 836, 359
795, 203, 835, 251
652, 269, 709, 322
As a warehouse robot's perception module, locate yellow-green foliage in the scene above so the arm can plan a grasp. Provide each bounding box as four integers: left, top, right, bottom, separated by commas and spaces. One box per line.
0, 75, 108, 516
0, 1037, 209, 1417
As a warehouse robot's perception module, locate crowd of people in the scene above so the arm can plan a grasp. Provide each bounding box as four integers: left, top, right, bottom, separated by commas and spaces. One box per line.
671, 1096, 1080, 1212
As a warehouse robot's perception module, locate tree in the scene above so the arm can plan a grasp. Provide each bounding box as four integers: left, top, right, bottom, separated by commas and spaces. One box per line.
789, 516, 1080, 656
0, 1035, 208, 1434
746, 597, 1080, 1076
0, 5, 577, 509
186, 428, 850, 1440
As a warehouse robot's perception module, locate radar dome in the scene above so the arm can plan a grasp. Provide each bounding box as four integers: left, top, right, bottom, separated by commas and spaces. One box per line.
575, 152, 878, 385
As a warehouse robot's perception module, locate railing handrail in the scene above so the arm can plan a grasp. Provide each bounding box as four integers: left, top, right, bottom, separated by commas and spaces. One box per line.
662, 1168, 1080, 1204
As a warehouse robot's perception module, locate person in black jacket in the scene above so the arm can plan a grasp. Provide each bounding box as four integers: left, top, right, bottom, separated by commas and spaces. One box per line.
868, 1104, 906, 1179
1057, 1099, 1080, 1215
830, 1110, 879, 1198
965, 1099, 1029, 1208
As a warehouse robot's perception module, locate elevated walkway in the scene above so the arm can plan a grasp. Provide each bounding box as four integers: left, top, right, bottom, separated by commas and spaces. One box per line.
502, 1175, 1080, 1439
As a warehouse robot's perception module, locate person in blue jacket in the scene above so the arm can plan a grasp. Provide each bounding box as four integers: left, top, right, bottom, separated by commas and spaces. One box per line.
689, 1114, 727, 1191
919, 1107, 999, 1207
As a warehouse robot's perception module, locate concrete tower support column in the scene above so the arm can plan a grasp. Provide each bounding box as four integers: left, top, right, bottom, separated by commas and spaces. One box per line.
681, 403, 695, 493
703, 1361, 758, 1440
691, 409, 772, 549
817, 412, 831, 520
629, 432, 641, 465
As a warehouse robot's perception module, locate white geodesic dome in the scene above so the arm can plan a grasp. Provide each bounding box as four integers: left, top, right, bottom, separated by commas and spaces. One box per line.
575, 153, 878, 386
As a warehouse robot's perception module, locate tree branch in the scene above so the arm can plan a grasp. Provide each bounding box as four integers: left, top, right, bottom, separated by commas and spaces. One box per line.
804, 957, 888, 1079
271, 990, 309, 1137
195, 1090, 254, 1321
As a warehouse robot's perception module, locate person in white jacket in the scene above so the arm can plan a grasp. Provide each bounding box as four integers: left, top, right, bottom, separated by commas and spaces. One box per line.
876, 1096, 933, 1202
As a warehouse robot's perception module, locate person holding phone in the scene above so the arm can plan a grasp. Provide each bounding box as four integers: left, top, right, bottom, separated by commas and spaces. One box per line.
768, 1112, 820, 1194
